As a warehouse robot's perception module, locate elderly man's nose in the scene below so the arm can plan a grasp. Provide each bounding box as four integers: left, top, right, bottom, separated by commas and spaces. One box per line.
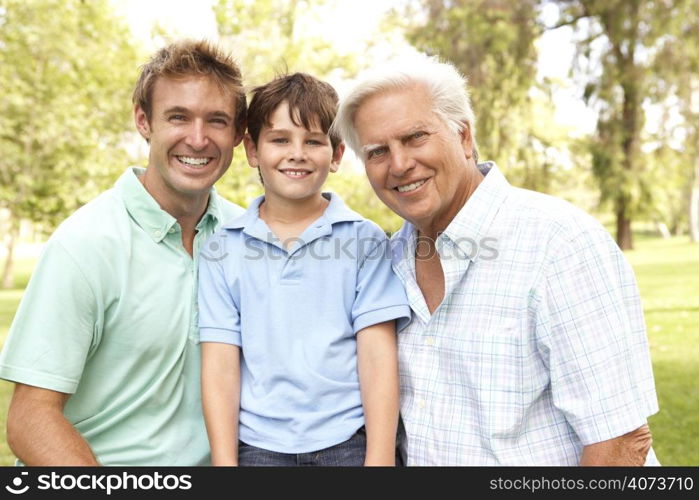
389, 148, 414, 175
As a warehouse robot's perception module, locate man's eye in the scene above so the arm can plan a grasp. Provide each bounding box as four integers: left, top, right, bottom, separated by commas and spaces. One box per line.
411, 131, 427, 141
169, 114, 186, 122
367, 147, 387, 160
211, 118, 229, 126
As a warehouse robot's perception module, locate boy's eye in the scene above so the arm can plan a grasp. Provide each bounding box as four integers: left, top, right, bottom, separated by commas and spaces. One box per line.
306, 139, 324, 146
271, 137, 288, 143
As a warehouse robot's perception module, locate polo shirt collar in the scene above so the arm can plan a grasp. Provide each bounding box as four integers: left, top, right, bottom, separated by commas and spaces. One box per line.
222, 192, 364, 249
392, 162, 510, 266
115, 167, 222, 243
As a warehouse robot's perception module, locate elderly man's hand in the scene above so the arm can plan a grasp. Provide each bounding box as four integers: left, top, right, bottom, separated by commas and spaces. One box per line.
580, 424, 653, 466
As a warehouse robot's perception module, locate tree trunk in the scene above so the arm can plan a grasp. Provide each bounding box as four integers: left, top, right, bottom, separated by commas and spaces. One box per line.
690, 162, 699, 243
616, 204, 633, 250
1, 213, 19, 289
656, 221, 671, 239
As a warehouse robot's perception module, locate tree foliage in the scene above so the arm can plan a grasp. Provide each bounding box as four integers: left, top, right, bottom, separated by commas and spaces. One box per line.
0, 0, 142, 228
552, 0, 689, 249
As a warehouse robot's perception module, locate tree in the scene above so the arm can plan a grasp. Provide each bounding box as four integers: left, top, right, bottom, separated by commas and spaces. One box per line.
551, 0, 687, 249
650, 0, 699, 242
0, 0, 142, 287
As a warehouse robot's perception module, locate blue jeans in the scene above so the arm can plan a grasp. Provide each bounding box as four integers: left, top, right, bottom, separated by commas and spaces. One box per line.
239, 428, 367, 467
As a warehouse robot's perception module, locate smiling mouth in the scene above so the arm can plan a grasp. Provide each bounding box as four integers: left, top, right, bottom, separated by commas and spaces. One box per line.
395, 179, 427, 193
279, 169, 312, 178
176, 156, 212, 168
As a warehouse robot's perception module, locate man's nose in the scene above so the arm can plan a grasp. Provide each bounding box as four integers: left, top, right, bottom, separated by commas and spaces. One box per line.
185, 120, 209, 150
389, 147, 414, 176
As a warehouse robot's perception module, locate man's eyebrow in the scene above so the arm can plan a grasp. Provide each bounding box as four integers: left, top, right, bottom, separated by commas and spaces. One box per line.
210, 110, 233, 120
163, 106, 189, 115
361, 143, 384, 154
162, 107, 233, 121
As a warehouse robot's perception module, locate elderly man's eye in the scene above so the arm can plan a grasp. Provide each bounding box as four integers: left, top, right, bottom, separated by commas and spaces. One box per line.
367, 147, 387, 160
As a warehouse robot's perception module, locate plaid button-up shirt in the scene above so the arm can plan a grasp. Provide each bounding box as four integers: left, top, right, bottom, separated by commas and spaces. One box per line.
392, 163, 658, 465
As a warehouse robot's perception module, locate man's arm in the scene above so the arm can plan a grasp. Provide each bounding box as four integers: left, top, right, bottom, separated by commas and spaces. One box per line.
357, 320, 399, 466
201, 342, 240, 466
6, 383, 98, 465
580, 424, 653, 466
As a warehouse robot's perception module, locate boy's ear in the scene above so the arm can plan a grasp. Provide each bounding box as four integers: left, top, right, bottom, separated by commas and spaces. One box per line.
243, 134, 259, 169
329, 142, 345, 173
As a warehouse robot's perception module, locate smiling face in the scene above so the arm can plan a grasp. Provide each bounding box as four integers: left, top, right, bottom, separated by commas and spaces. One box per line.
353, 85, 480, 236
134, 75, 243, 210
244, 100, 343, 206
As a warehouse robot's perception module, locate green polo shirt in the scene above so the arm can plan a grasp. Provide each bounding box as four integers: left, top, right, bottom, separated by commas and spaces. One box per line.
0, 167, 244, 465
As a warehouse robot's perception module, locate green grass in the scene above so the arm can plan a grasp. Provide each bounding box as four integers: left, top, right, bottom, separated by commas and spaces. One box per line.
0, 238, 696, 465
625, 237, 699, 465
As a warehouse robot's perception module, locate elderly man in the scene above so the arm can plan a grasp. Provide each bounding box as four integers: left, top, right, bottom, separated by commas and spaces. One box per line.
0, 40, 246, 465
333, 57, 659, 466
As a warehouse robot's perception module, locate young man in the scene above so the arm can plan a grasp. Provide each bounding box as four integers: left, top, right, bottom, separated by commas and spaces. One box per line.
0, 40, 246, 465
333, 57, 659, 465
198, 73, 410, 466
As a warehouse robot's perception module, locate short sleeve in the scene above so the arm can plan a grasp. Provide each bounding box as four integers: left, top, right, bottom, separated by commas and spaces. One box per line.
536, 226, 658, 445
0, 239, 97, 394
351, 223, 411, 334
198, 232, 241, 345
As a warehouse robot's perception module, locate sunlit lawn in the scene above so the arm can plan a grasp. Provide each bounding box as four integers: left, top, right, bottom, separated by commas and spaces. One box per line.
0, 237, 696, 465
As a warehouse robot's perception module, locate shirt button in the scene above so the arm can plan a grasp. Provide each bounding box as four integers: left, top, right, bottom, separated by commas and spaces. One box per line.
153, 230, 162, 238
425, 336, 436, 346
168, 227, 176, 234
417, 399, 426, 409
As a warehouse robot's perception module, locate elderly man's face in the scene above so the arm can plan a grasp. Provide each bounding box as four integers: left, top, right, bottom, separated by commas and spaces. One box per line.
354, 85, 476, 235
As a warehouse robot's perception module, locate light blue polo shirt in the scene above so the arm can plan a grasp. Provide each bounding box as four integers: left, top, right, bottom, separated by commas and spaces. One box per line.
198, 192, 411, 453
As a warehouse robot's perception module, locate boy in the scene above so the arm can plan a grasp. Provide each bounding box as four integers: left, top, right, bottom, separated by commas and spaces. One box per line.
198, 73, 410, 466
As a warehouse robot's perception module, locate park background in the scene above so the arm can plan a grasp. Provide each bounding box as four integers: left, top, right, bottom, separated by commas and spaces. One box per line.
0, 0, 697, 465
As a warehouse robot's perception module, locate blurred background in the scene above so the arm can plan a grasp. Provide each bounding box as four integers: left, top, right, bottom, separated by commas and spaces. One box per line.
0, 0, 697, 465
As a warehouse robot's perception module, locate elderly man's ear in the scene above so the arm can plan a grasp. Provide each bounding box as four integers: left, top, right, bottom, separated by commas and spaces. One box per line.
459, 123, 475, 160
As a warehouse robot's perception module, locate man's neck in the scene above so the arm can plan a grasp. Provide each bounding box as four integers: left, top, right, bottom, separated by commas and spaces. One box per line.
138, 171, 209, 255
416, 163, 484, 241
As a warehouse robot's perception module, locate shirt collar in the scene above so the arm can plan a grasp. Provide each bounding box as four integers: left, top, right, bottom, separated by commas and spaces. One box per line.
222, 191, 363, 231
115, 167, 223, 243
392, 162, 510, 265
441, 161, 510, 260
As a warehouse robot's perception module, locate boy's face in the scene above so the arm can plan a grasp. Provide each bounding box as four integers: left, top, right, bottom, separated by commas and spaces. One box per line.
134, 75, 243, 206
244, 101, 343, 205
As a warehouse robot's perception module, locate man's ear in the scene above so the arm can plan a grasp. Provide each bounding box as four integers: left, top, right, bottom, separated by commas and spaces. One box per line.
459, 122, 474, 159
232, 119, 246, 147
243, 134, 259, 169
329, 142, 345, 173
134, 105, 151, 142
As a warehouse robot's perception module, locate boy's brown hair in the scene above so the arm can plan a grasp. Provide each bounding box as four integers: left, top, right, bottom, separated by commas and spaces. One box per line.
247, 73, 341, 150
132, 40, 246, 133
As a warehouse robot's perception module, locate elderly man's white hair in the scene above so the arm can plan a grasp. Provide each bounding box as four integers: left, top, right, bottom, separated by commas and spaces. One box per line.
332, 54, 479, 163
